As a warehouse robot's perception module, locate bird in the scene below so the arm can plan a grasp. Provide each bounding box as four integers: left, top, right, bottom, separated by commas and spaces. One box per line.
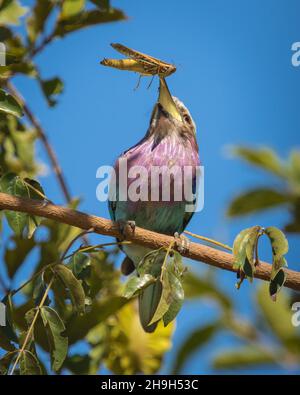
109, 78, 200, 332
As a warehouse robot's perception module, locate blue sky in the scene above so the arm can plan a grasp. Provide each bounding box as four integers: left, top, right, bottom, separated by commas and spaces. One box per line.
7, 0, 300, 373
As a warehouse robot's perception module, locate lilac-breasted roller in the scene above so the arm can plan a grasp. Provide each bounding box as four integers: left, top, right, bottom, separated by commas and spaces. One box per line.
109, 78, 200, 332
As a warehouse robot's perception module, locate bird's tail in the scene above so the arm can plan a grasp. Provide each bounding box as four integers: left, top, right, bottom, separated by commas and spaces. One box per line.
138, 280, 162, 333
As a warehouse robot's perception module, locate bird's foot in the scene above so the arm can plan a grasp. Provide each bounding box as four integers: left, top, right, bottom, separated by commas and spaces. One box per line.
174, 232, 190, 254
117, 219, 136, 240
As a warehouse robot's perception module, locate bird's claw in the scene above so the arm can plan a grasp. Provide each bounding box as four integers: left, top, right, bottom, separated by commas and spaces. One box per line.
174, 232, 190, 254
117, 220, 136, 240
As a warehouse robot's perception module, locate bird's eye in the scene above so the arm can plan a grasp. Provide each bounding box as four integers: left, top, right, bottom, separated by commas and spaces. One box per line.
183, 114, 191, 124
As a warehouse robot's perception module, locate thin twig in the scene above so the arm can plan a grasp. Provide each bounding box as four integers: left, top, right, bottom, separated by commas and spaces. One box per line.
0, 192, 299, 291
5, 82, 89, 244
60, 228, 95, 261
9, 225, 96, 374
6, 82, 72, 203
9, 276, 54, 375
30, 31, 56, 58
76, 240, 132, 255
10, 241, 131, 297
11, 265, 50, 297
184, 230, 232, 251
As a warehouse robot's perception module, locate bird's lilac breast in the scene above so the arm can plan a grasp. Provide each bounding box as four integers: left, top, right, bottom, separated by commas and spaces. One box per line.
112, 134, 200, 216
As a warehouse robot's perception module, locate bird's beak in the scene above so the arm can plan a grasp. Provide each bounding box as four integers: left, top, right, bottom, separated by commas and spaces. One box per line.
157, 77, 182, 122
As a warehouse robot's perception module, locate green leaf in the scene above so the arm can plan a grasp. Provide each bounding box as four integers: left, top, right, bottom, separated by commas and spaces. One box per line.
54, 8, 126, 37
0, 0, 28, 26
213, 346, 277, 370
271, 255, 288, 280
285, 198, 300, 233
1, 294, 18, 343
173, 324, 218, 373
0, 351, 16, 374
148, 282, 171, 325
40, 306, 68, 372
265, 226, 288, 299
64, 354, 91, 375
87, 301, 174, 375
39, 77, 64, 107
0, 89, 23, 117
123, 274, 155, 299
265, 226, 289, 258
233, 226, 260, 271
257, 284, 297, 349
4, 236, 35, 278
137, 248, 164, 277
0, 173, 29, 235
149, 269, 184, 326
67, 252, 91, 280
169, 250, 185, 277
26, 0, 54, 43
67, 296, 128, 344
288, 150, 300, 192
20, 350, 42, 375
245, 226, 261, 266
269, 269, 286, 300
54, 264, 86, 314
232, 227, 255, 276
24, 307, 36, 327
61, 0, 85, 19
183, 272, 232, 309
67, 252, 91, 301
33, 273, 51, 306
2, 122, 39, 176
0, 329, 15, 351
163, 273, 184, 326
232, 228, 251, 261
231, 146, 285, 177
227, 188, 289, 217
23, 178, 45, 238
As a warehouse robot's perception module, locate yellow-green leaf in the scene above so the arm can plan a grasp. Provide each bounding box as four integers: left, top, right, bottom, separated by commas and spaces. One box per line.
26, 0, 54, 43
163, 273, 184, 326
231, 146, 285, 177
54, 264, 85, 314
0, 352, 16, 375
0, 89, 23, 117
67, 296, 128, 344
87, 301, 174, 374
60, 0, 85, 19
20, 350, 42, 375
257, 284, 296, 348
265, 226, 289, 258
213, 346, 277, 370
173, 323, 218, 373
0, 174, 28, 235
123, 274, 155, 299
39, 77, 64, 107
227, 188, 288, 217
40, 306, 68, 372
0, 0, 28, 26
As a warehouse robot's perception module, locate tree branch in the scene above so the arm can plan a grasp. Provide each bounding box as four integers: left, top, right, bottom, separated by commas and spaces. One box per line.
0, 192, 299, 291
6, 82, 72, 203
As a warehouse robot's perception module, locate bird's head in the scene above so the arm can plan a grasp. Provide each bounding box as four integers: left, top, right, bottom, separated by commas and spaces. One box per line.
148, 77, 196, 140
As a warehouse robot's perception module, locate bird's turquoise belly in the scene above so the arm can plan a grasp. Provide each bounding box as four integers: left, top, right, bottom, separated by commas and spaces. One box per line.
114, 200, 187, 265
114, 200, 186, 235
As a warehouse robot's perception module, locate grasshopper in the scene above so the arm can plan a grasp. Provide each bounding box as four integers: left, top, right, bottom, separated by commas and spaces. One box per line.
100, 43, 176, 88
